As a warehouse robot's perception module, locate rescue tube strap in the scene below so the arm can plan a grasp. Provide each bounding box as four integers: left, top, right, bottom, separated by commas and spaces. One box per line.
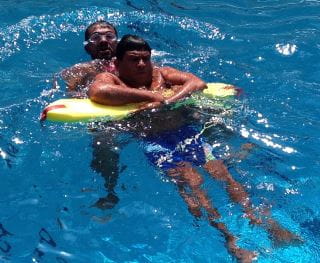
40, 104, 66, 121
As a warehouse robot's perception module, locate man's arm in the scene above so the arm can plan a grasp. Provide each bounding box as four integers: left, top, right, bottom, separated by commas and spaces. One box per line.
88, 73, 164, 106
160, 67, 207, 104
61, 61, 100, 91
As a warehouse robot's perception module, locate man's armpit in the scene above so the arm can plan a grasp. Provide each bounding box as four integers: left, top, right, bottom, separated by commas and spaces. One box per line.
160, 67, 190, 85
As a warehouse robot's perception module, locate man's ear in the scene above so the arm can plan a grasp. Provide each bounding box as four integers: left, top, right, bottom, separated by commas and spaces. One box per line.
114, 59, 119, 69
84, 43, 95, 59
84, 43, 90, 54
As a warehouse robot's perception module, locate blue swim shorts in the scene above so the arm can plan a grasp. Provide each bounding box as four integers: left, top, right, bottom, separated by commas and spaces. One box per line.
143, 125, 215, 170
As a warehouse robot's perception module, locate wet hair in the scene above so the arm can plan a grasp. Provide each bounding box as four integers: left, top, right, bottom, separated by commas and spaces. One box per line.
116, 34, 151, 60
84, 20, 118, 40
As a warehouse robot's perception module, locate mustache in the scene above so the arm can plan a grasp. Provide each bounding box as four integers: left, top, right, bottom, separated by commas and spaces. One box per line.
98, 42, 114, 50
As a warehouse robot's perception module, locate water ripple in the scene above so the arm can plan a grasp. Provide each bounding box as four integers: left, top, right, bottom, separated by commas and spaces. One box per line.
0, 6, 225, 62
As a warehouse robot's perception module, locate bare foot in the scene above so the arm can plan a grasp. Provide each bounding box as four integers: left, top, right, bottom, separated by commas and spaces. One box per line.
236, 143, 257, 160
93, 193, 119, 210
232, 248, 257, 263
241, 143, 256, 151
226, 236, 257, 263
266, 219, 303, 246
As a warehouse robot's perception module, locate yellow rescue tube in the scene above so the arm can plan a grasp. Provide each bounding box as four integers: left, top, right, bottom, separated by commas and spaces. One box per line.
41, 83, 240, 123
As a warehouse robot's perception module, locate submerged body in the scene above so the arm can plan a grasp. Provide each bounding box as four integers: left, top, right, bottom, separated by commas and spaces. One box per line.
88, 35, 302, 262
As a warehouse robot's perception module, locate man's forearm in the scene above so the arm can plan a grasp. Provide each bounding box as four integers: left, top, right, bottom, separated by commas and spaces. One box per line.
165, 79, 207, 104
88, 85, 164, 106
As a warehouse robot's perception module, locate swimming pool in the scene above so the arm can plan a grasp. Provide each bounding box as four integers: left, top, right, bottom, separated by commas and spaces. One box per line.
1, 0, 320, 262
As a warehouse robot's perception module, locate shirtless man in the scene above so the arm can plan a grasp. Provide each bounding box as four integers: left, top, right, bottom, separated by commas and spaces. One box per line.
89, 34, 301, 262
62, 21, 120, 210
88, 34, 206, 107
62, 20, 118, 92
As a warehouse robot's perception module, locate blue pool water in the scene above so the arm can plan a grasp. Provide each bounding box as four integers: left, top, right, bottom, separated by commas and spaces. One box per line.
1, 0, 320, 262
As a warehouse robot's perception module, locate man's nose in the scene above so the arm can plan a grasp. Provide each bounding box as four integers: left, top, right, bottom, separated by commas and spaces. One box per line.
99, 35, 111, 44
137, 59, 145, 67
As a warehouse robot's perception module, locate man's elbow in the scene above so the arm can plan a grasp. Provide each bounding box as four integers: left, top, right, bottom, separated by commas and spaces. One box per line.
88, 84, 121, 106
88, 84, 108, 104
186, 73, 207, 91
198, 80, 207, 90
88, 84, 99, 100
191, 78, 207, 91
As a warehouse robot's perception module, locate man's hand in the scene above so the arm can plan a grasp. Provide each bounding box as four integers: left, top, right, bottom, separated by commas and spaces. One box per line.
138, 101, 163, 111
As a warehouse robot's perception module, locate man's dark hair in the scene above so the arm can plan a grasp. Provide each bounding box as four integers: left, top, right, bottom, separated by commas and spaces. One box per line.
85, 20, 118, 40
116, 34, 151, 60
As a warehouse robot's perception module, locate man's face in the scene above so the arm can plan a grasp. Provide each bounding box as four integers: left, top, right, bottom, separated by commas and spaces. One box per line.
85, 25, 117, 60
116, 50, 153, 88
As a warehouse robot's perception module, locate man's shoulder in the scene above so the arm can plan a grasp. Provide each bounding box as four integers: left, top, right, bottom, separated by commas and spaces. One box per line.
71, 60, 96, 69
95, 71, 118, 81
158, 66, 182, 78
159, 66, 178, 73
61, 60, 94, 76
67, 58, 115, 71
62, 59, 116, 77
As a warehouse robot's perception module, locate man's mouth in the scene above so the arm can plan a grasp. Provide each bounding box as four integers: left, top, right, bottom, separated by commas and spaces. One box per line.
98, 49, 112, 58
137, 70, 147, 75
99, 49, 111, 53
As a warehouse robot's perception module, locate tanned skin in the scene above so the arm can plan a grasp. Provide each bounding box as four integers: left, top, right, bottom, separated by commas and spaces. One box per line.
88, 47, 302, 263
62, 23, 118, 91
61, 22, 121, 211
89, 50, 206, 107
